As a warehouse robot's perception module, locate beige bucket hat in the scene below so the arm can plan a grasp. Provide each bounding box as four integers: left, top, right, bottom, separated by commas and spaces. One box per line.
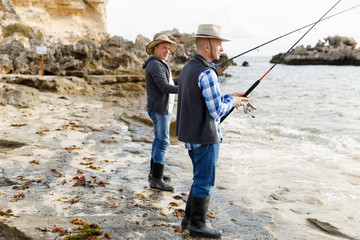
188, 24, 230, 42
146, 35, 179, 55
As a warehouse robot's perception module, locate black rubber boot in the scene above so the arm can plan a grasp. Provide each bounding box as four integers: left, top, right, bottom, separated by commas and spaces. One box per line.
148, 158, 171, 182
181, 186, 193, 229
150, 163, 174, 191
190, 195, 221, 238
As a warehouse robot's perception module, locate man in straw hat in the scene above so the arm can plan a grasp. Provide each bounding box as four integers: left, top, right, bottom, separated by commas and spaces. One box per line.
176, 24, 248, 238
142, 35, 179, 192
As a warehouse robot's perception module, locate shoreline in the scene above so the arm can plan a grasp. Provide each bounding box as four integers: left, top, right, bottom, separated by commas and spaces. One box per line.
2, 71, 357, 240
0, 90, 274, 240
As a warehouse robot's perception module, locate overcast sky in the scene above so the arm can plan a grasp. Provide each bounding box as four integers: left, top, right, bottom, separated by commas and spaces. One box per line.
106, 0, 359, 56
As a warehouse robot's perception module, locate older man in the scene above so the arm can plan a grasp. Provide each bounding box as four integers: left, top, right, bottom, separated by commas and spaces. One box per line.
176, 24, 248, 238
142, 35, 178, 192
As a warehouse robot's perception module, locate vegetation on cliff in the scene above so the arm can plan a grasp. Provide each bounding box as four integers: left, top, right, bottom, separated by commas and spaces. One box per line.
2, 23, 42, 40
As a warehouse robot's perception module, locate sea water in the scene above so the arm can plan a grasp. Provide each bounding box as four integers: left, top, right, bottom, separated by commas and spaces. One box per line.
218, 56, 360, 239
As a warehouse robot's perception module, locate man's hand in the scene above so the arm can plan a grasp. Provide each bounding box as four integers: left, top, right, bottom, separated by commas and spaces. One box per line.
233, 96, 249, 109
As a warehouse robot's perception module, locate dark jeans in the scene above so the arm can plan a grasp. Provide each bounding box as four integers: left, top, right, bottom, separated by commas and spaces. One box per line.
148, 110, 171, 165
188, 143, 220, 198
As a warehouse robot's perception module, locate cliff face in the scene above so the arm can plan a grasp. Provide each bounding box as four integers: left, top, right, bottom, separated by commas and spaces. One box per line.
1, 0, 108, 43
0, 1, 234, 77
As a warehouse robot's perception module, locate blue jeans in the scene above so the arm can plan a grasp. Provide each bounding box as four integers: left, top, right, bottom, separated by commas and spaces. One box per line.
148, 110, 171, 165
188, 143, 220, 198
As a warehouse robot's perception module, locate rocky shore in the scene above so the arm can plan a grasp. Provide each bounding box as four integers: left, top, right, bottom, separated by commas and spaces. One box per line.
1, 31, 359, 238
0, 22, 264, 240
2, 2, 358, 236
270, 35, 360, 65
0, 71, 274, 240
0, 9, 242, 236
0, 28, 234, 80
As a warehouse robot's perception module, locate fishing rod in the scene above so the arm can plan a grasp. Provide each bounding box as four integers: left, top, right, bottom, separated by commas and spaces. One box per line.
216, 3, 360, 68
220, 0, 343, 123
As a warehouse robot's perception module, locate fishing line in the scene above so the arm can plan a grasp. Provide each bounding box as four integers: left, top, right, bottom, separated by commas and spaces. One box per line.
216, 3, 360, 67
220, 0, 344, 123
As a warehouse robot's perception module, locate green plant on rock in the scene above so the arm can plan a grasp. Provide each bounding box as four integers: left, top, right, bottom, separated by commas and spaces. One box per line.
2, 23, 42, 40
64, 223, 103, 240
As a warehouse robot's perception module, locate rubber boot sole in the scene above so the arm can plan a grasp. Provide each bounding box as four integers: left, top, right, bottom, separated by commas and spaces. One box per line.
190, 230, 221, 238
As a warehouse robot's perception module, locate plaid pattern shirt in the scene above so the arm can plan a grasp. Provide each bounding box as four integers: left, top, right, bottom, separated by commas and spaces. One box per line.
185, 63, 235, 150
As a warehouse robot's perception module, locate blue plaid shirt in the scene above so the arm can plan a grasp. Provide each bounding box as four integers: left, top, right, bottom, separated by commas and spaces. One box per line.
185, 62, 235, 150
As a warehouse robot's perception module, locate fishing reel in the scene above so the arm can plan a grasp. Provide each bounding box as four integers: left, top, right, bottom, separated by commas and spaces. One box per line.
243, 102, 256, 118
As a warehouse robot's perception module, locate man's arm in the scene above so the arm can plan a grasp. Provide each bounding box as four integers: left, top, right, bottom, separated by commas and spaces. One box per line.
150, 62, 178, 93
198, 69, 234, 119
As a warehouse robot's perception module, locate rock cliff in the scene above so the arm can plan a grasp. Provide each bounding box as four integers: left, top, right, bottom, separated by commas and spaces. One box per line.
270, 35, 360, 65
0, 0, 234, 106
0, 1, 234, 81
0, 29, 233, 78
1, 0, 108, 44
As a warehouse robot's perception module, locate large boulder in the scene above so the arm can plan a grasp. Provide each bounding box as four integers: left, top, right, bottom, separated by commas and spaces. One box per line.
0, 82, 39, 106
0, 54, 14, 74
14, 51, 30, 74
270, 35, 360, 65
0, 40, 26, 60
2, 74, 94, 95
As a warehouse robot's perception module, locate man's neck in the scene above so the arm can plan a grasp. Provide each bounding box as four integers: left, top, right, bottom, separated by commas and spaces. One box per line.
197, 50, 213, 62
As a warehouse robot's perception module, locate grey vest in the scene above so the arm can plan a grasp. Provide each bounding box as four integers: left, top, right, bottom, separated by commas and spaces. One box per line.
176, 54, 219, 144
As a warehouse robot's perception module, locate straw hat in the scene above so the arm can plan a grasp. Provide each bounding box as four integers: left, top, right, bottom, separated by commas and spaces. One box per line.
188, 24, 230, 42
146, 35, 179, 55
